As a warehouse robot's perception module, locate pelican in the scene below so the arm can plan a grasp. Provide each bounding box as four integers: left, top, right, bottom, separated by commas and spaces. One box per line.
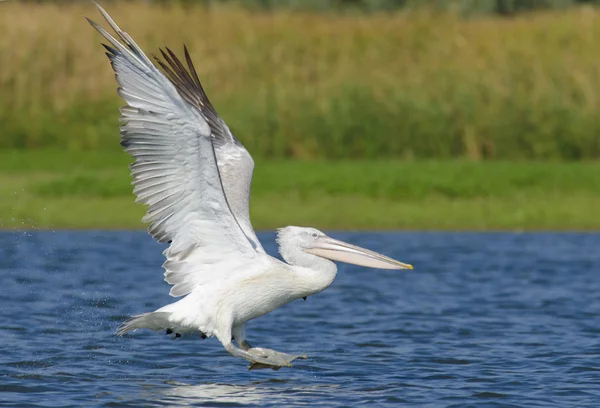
88, 4, 413, 370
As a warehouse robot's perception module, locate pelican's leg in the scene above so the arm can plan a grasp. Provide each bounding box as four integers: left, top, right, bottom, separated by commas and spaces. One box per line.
232, 324, 251, 350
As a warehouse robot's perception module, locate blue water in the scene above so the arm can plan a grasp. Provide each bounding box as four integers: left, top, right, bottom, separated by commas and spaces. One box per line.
1, 231, 599, 407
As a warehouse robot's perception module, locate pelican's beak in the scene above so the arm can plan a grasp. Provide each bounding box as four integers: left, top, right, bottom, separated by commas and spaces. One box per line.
304, 236, 413, 270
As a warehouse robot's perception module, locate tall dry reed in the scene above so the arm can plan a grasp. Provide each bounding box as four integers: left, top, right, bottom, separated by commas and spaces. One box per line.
1, 2, 600, 159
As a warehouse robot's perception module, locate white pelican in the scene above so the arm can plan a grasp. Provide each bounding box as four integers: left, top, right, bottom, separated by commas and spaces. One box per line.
88, 4, 413, 370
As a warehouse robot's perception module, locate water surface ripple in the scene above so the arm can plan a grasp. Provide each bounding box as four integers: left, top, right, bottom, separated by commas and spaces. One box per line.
1, 231, 599, 407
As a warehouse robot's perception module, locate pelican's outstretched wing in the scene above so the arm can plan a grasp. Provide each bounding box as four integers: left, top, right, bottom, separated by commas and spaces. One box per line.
153, 47, 265, 254
88, 5, 265, 297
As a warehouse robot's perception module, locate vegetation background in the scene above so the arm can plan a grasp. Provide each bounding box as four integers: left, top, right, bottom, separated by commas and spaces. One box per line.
1, 0, 600, 230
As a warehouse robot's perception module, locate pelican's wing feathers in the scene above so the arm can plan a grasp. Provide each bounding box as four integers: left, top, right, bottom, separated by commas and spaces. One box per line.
154, 47, 265, 253
88, 5, 266, 297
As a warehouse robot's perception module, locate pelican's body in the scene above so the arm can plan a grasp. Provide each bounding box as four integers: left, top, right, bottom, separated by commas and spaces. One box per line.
149, 230, 338, 341
88, 4, 413, 369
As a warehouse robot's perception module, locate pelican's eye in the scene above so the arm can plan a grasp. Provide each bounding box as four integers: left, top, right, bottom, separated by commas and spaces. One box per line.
311, 232, 318, 239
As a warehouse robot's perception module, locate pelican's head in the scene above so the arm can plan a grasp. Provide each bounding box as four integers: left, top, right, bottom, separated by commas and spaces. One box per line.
276, 226, 413, 270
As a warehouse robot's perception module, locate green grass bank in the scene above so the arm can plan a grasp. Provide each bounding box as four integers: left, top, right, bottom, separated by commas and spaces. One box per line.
2, 150, 600, 231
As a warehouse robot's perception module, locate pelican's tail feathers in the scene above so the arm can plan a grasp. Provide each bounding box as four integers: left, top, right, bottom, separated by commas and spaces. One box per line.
116, 312, 172, 336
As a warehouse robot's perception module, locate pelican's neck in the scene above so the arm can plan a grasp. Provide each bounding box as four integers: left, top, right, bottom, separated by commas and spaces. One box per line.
278, 241, 338, 297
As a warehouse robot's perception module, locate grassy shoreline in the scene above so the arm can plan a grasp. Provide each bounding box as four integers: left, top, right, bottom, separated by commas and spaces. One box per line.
2, 150, 600, 231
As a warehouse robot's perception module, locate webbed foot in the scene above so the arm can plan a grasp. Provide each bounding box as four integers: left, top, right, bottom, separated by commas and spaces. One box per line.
224, 343, 306, 370
246, 348, 307, 370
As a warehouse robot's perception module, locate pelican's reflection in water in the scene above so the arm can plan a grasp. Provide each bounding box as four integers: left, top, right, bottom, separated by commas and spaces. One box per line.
155, 380, 340, 405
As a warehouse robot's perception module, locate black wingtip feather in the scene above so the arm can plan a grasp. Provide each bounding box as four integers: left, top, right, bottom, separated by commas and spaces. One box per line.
155, 47, 212, 111
101, 43, 118, 55
152, 46, 239, 145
